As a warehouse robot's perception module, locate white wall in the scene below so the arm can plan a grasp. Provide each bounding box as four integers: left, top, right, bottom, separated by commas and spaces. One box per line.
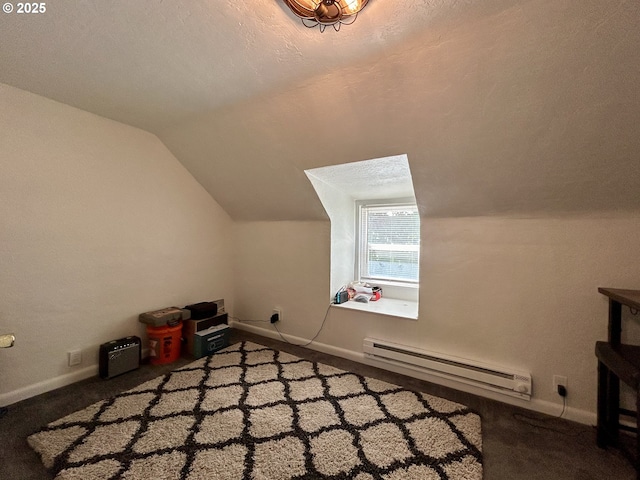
232, 221, 330, 328
3, 78, 639, 423
232, 215, 640, 422
0, 84, 234, 405
304, 173, 354, 297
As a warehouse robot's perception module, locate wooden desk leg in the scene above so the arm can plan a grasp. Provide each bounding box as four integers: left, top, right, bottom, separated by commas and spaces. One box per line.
608, 299, 622, 344
636, 391, 640, 479
597, 360, 609, 448
608, 370, 620, 447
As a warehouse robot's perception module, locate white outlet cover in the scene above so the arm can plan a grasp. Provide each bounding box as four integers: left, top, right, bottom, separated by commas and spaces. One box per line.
68, 350, 82, 366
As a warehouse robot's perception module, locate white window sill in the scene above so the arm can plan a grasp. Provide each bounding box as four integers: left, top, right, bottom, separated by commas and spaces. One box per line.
332, 297, 418, 321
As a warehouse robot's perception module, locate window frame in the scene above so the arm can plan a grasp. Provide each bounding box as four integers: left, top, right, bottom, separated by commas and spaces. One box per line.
355, 198, 420, 289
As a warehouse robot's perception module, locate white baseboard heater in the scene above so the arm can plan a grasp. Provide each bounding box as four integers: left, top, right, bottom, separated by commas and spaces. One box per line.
363, 338, 532, 400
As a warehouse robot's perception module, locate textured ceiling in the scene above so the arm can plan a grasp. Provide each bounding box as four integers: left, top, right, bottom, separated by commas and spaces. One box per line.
0, 0, 470, 132
305, 155, 415, 201
2, 0, 640, 221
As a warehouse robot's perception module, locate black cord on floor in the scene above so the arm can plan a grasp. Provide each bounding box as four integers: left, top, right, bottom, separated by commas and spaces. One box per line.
512, 396, 580, 436
559, 394, 567, 418
273, 304, 332, 348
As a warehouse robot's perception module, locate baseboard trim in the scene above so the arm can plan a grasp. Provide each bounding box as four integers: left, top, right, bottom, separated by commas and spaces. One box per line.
0, 364, 98, 407
1, 348, 153, 408
2, 321, 597, 426
231, 320, 596, 426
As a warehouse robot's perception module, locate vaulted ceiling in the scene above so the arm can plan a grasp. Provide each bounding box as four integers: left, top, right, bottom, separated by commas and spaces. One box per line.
2, 0, 639, 220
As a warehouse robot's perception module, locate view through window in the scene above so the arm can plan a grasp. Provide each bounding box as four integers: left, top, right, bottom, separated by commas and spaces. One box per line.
358, 202, 420, 285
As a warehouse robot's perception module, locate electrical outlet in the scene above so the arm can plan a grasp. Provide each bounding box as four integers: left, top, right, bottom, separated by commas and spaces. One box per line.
271, 308, 282, 323
68, 349, 82, 366
553, 375, 567, 395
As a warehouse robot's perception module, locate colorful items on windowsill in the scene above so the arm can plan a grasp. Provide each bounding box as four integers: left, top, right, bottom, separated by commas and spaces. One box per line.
335, 282, 382, 304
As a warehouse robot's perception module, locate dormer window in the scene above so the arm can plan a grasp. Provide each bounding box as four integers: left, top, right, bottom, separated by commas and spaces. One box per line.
306, 154, 419, 319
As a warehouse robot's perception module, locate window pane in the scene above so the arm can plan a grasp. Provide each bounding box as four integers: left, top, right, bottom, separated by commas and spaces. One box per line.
361, 205, 420, 282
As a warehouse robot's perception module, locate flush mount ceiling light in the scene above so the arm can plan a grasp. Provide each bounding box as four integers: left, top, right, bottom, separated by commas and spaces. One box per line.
283, 0, 370, 32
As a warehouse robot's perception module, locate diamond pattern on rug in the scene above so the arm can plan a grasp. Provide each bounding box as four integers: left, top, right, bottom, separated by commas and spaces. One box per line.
245, 380, 286, 406
127, 451, 187, 479
133, 415, 195, 454
380, 390, 426, 420
29, 426, 87, 469
296, 399, 341, 433
28, 341, 483, 480
244, 362, 279, 384
339, 394, 386, 426
150, 389, 199, 417
200, 384, 243, 412
249, 403, 294, 438
188, 444, 247, 480
195, 408, 244, 445
50, 403, 104, 427
288, 377, 324, 401
66, 420, 139, 464
326, 373, 366, 397
360, 421, 412, 467
99, 392, 156, 421
311, 429, 362, 476
252, 436, 307, 480
281, 360, 316, 380
205, 365, 242, 387
164, 369, 207, 391
407, 416, 466, 459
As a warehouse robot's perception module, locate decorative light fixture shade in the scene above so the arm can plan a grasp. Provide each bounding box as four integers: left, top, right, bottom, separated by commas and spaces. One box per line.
283, 0, 370, 32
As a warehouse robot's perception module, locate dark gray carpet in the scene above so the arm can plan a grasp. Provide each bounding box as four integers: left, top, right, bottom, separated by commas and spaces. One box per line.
1, 329, 635, 479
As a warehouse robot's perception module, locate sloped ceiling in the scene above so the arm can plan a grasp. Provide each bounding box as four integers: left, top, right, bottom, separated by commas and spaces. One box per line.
2, 0, 639, 220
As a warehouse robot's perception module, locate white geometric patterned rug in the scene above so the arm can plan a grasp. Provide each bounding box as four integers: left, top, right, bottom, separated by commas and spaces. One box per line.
28, 341, 483, 479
